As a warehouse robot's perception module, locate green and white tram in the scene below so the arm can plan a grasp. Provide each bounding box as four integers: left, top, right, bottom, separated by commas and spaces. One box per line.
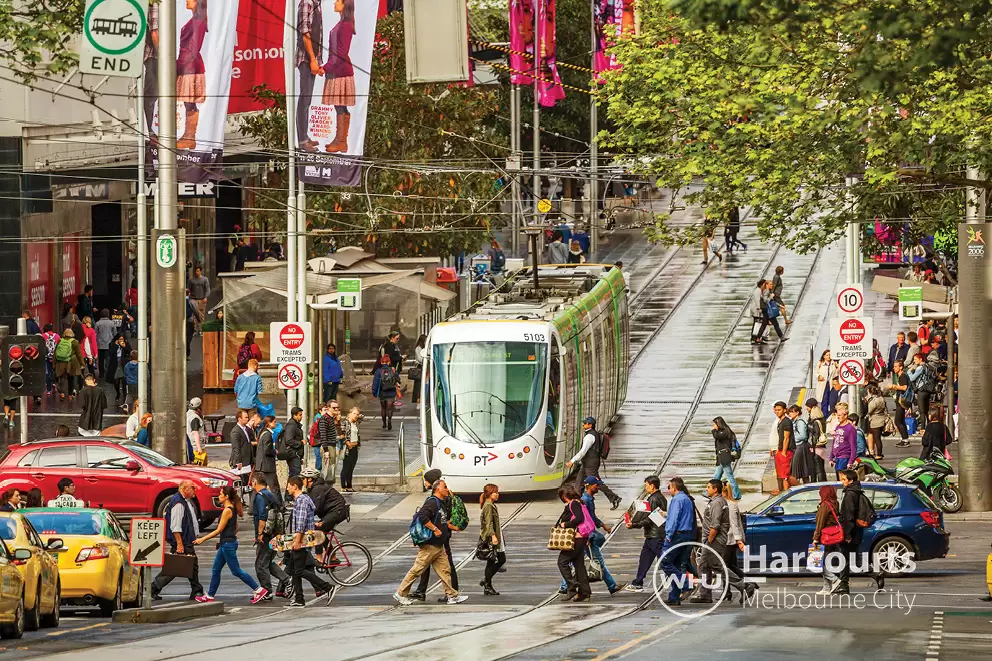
419, 264, 629, 493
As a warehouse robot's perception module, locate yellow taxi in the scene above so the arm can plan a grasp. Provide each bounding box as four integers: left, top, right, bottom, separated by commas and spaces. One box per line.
0, 512, 61, 630
21, 508, 141, 616
0, 538, 28, 639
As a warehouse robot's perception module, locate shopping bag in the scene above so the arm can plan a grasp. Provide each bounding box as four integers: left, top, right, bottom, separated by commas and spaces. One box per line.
807, 544, 824, 573
547, 526, 575, 551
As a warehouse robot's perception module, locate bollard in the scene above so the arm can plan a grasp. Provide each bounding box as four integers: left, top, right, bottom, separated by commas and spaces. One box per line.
398, 422, 406, 478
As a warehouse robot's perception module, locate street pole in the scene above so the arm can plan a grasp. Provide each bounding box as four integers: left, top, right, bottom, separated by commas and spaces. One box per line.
151, 0, 186, 462
588, 0, 598, 260
297, 185, 307, 424
532, 0, 541, 238
284, 0, 298, 415
137, 72, 148, 419
958, 165, 991, 510
510, 84, 520, 256
17, 317, 27, 444
844, 176, 862, 417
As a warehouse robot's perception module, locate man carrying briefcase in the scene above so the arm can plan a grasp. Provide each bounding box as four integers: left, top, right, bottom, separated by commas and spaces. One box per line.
151, 480, 204, 600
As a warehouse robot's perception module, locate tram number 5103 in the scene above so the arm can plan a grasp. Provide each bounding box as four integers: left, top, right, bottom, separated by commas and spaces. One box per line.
523, 333, 546, 342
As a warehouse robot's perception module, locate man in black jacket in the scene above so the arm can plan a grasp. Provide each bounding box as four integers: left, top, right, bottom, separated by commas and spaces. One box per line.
229, 409, 254, 471
254, 417, 280, 505
282, 407, 306, 480
837, 470, 884, 593
623, 475, 668, 592
302, 472, 349, 533
887, 332, 909, 374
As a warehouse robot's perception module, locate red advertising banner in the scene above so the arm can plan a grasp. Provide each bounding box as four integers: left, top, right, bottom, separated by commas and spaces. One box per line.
27, 243, 53, 329
61, 235, 81, 309
229, 0, 286, 115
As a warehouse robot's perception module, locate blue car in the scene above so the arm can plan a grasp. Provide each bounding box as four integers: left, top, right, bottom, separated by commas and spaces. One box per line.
743, 482, 950, 574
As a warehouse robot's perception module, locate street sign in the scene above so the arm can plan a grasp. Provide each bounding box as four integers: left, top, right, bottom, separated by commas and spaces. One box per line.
537, 198, 552, 214
898, 286, 923, 322
337, 278, 362, 311
835, 283, 864, 317
830, 317, 873, 360
269, 321, 312, 363
1, 336, 46, 398
156, 234, 177, 268
128, 517, 165, 567
79, 0, 148, 78
838, 359, 866, 386
277, 363, 305, 390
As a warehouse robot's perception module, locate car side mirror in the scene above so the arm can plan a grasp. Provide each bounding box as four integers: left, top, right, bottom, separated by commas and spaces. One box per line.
125, 460, 141, 472
46, 538, 64, 551
13, 549, 31, 561
767, 505, 785, 517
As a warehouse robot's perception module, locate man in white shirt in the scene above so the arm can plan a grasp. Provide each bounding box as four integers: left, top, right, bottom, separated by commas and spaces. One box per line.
125, 400, 141, 440
566, 417, 622, 510
151, 481, 204, 600
47, 478, 84, 508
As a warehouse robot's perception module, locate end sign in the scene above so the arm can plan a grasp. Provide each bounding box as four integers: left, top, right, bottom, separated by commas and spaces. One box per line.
79, 0, 148, 78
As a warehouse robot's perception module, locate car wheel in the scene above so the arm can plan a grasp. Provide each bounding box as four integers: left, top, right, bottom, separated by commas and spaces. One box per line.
99, 576, 123, 617
40, 581, 60, 628
0, 595, 25, 639
872, 536, 915, 574
23, 580, 41, 631
155, 493, 176, 519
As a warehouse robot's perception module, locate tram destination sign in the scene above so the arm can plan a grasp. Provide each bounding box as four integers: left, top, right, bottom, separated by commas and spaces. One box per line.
78, 0, 148, 77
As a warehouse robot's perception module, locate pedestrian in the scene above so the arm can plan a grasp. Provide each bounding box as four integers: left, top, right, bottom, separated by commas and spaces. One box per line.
188, 265, 210, 334
2, 397, 16, 429
566, 417, 622, 510
566, 239, 586, 264
339, 407, 362, 491
908, 352, 937, 424
658, 477, 696, 606
865, 383, 888, 459
255, 416, 282, 504
700, 217, 723, 264
690, 479, 741, 603
723, 207, 746, 253
377, 330, 403, 374
193, 486, 268, 604
47, 478, 83, 508
749, 279, 766, 343
229, 409, 255, 473
623, 475, 669, 593
722, 481, 752, 600
234, 358, 263, 412
755, 280, 787, 343
548, 230, 569, 264
887, 359, 912, 446
122, 350, 139, 412
711, 416, 741, 499
393, 479, 467, 606
25, 488, 43, 508
787, 405, 817, 484
565, 476, 625, 595
372, 354, 400, 431
77, 373, 107, 436
42, 324, 59, 395
126, 400, 141, 440
107, 334, 132, 404
411, 334, 427, 405
236, 332, 263, 373
771, 265, 785, 301
249, 474, 289, 600
829, 402, 858, 477
136, 413, 153, 447
185, 292, 196, 359
812, 484, 843, 595
282, 406, 306, 480
814, 350, 837, 404
905, 331, 921, 366
0, 489, 20, 512
921, 410, 950, 460
81, 316, 98, 373
478, 483, 505, 595
151, 481, 204, 600
771, 401, 794, 494
317, 401, 340, 483
887, 332, 909, 373
409, 469, 462, 602
21, 309, 41, 335
487, 239, 506, 272
805, 399, 829, 482
820, 376, 848, 419
286, 473, 338, 605
54, 424, 70, 437
554, 484, 593, 602
837, 470, 884, 592
321, 343, 343, 403
54, 328, 84, 400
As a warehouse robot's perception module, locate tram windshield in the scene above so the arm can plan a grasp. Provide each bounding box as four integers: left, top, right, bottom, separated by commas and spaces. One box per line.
432, 341, 548, 444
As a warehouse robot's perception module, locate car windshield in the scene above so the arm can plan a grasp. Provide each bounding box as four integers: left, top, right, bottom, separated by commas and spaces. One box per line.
0, 519, 15, 540
22, 512, 103, 536
121, 443, 175, 467
432, 341, 548, 444
748, 492, 783, 514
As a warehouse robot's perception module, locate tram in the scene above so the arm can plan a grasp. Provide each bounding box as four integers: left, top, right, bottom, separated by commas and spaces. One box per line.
419, 264, 629, 493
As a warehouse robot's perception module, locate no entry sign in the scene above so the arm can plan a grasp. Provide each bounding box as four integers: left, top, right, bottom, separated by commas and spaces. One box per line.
830, 317, 873, 360
838, 359, 866, 386
269, 322, 312, 363
277, 363, 305, 390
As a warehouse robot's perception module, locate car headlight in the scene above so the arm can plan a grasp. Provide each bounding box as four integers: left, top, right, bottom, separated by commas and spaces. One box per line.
199, 478, 228, 488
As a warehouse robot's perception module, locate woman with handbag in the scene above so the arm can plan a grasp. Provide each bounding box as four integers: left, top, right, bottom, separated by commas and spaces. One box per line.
811, 485, 844, 595
478, 484, 505, 596
554, 484, 593, 602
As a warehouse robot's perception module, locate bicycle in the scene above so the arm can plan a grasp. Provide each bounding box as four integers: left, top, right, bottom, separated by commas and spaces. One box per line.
314, 530, 373, 587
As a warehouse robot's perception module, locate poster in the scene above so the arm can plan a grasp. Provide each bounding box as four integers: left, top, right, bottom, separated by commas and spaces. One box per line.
146, 0, 241, 183
593, 0, 634, 80
295, 0, 378, 187
508, 0, 563, 107
61, 235, 81, 311
27, 243, 53, 329
228, 0, 286, 115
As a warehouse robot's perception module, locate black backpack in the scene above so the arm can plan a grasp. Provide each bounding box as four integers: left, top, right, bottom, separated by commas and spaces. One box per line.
261, 493, 286, 536
276, 429, 293, 460
856, 491, 877, 528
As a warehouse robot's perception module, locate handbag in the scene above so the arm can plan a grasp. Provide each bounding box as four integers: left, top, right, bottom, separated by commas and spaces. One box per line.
883, 414, 896, 437
547, 525, 575, 552
408, 364, 423, 381
475, 539, 497, 561
820, 502, 844, 545
585, 558, 603, 582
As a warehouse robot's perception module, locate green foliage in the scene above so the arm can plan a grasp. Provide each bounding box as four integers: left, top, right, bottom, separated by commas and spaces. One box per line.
0, 0, 84, 79
600, 0, 992, 253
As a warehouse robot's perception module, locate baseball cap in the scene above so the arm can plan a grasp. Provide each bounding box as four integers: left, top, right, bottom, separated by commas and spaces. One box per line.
423, 468, 442, 486
583, 475, 604, 486
582, 416, 596, 426
188, 397, 202, 409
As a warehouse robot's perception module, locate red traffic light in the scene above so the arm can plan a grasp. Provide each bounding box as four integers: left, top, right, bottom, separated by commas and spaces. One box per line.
23, 345, 39, 360
7, 345, 22, 361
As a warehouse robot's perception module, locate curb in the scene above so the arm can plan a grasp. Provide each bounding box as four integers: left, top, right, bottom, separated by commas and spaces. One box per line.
112, 601, 225, 624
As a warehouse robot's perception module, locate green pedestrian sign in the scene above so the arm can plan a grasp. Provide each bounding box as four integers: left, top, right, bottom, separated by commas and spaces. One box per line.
898, 285, 923, 321
78, 0, 148, 78
156, 234, 178, 269
337, 278, 362, 311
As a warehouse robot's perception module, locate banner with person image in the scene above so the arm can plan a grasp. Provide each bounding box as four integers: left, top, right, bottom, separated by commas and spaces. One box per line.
294, 0, 377, 187
147, 0, 240, 183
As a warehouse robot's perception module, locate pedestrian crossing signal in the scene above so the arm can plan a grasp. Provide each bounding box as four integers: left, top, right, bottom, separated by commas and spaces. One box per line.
2, 336, 46, 398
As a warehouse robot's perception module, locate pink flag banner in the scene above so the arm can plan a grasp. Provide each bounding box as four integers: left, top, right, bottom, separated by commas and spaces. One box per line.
536, 0, 565, 106
593, 0, 626, 81
508, 0, 534, 85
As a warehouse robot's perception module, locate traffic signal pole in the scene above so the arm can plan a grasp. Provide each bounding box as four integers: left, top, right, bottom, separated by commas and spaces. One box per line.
16, 317, 27, 444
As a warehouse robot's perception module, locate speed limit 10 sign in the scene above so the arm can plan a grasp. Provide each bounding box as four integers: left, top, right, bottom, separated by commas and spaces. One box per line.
835, 283, 864, 317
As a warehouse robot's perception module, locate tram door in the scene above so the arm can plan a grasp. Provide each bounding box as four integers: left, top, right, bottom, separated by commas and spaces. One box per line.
544, 337, 562, 466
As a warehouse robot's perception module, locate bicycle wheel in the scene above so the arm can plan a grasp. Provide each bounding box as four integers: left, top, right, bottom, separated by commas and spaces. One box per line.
327, 541, 373, 587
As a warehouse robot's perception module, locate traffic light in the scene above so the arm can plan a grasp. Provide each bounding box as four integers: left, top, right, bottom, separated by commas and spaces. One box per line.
1, 335, 46, 398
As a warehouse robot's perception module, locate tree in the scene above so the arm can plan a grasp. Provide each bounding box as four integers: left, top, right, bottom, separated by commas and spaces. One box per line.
239, 12, 508, 258
599, 0, 992, 254
0, 1, 83, 79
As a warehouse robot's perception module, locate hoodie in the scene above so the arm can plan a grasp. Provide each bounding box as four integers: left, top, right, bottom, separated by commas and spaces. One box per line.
234, 370, 263, 409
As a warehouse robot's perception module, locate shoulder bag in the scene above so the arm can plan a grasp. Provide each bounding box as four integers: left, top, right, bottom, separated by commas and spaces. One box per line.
547, 525, 575, 551
820, 503, 844, 546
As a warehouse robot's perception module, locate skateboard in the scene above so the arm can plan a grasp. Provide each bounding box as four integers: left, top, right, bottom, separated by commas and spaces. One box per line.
269, 530, 327, 552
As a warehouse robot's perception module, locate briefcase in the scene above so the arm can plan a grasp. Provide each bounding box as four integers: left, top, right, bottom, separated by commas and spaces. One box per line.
162, 552, 196, 578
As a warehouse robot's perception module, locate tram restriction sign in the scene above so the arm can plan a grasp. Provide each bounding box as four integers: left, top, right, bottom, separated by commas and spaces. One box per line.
838, 359, 866, 386
830, 317, 873, 360
835, 283, 864, 317
277, 363, 305, 390
270, 322, 312, 363
79, 0, 148, 77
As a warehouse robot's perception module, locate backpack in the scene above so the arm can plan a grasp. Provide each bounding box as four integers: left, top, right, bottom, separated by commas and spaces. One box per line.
856, 491, 877, 528
379, 366, 397, 389
409, 496, 444, 546
262, 493, 286, 536
916, 363, 937, 394
793, 418, 809, 444
448, 494, 469, 531
766, 299, 780, 319
276, 427, 293, 460
55, 338, 74, 362
308, 420, 320, 447
730, 435, 742, 460
236, 343, 254, 370
808, 418, 826, 447
44, 333, 58, 360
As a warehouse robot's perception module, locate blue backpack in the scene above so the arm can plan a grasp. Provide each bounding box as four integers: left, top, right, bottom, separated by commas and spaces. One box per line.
766, 299, 780, 319
409, 496, 444, 546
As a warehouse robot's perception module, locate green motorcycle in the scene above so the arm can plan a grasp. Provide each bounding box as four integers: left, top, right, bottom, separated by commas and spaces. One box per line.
854, 451, 962, 513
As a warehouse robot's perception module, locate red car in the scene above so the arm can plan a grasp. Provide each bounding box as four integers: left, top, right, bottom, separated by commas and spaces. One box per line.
0, 438, 238, 527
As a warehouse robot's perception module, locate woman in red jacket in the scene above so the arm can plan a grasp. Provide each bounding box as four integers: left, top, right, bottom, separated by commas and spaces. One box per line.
176, 0, 209, 150
321, 0, 357, 153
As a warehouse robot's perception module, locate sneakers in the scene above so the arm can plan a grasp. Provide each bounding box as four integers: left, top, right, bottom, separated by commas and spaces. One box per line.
896, 441, 911, 448
250, 587, 269, 604
407, 591, 426, 602
323, 586, 337, 605
393, 592, 414, 606
151, 593, 163, 601
573, 594, 591, 603
446, 595, 468, 605
288, 601, 305, 608
194, 595, 215, 603
623, 584, 644, 593
609, 583, 627, 595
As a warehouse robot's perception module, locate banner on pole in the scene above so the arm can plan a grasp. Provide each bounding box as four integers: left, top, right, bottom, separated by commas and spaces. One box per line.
508, 0, 563, 106
536, 0, 564, 107
228, 0, 286, 115
147, 0, 240, 183
508, 0, 534, 86
294, 0, 377, 187
593, 0, 634, 81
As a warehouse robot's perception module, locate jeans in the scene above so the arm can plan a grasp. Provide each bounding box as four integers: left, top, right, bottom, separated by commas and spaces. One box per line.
207, 540, 259, 597
560, 530, 616, 592
415, 540, 458, 593
322, 381, 339, 404
558, 537, 591, 597
255, 539, 289, 592
98, 349, 109, 378
660, 531, 695, 602
916, 390, 932, 422
287, 456, 302, 479
313, 446, 323, 471
756, 312, 784, 340
633, 537, 665, 586
45, 360, 54, 392
340, 447, 358, 489
894, 405, 909, 440
713, 463, 741, 499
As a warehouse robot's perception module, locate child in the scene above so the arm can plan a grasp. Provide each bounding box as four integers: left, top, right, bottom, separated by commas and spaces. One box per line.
123, 350, 139, 412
